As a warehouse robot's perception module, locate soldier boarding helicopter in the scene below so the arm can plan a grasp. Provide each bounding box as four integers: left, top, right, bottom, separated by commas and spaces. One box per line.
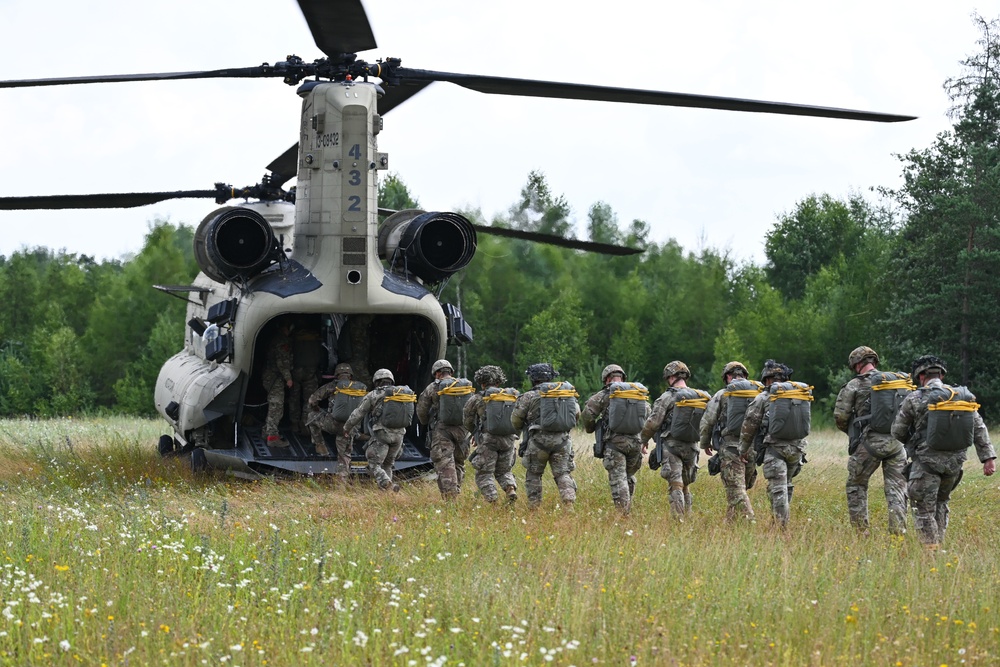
0, 0, 914, 479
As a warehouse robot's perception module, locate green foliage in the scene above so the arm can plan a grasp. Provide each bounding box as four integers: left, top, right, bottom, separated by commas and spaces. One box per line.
378, 172, 421, 211
114, 311, 184, 415
514, 287, 591, 389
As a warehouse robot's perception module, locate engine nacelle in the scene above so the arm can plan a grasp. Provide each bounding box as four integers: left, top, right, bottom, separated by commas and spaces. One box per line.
194, 207, 279, 283
378, 210, 477, 283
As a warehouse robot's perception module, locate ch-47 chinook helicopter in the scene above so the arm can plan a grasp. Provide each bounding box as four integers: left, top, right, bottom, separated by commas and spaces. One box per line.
0, 0, 914, 479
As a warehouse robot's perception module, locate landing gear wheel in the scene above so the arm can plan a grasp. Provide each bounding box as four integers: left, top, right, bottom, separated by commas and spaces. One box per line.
158, 435, 176, 457
191, 448, 208, 474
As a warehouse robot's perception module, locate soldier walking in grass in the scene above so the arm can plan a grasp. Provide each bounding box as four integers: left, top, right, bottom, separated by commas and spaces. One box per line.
833, 346, 909, 535
641, 361, 710, 518
307, 363, 367, 480
699, 361, 759, 522
343, 368, 414, 492
738, 360, 813, 528
417, 359, 474, 500
891, 355, 995, 549
510, 363, 580, 508
463, 365, 519, 503
582, 364, 650, 515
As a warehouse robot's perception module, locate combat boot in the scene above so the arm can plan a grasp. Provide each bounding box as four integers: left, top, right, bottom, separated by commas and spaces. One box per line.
314, 442, 330, 456
267, 435, 290, 448
504, 485, 518, 503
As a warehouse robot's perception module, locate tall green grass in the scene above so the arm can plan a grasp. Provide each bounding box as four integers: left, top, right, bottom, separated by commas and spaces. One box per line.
0, 418, 996, 665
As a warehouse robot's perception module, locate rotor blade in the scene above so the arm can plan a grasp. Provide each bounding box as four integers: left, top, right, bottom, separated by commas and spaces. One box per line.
0, 67, 275, 89
379, 80, 433, 115
392, 68, 916, 122
472, 224, 642, 255
266, 145, 300, 188
296, 0, 376, 57
0, 191, 219, 210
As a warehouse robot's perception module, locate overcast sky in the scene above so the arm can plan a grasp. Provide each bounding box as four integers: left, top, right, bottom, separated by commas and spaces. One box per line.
0, 0, 987, 263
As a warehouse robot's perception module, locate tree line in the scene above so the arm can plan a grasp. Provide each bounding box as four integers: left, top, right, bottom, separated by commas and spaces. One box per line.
2, 16, 998, 421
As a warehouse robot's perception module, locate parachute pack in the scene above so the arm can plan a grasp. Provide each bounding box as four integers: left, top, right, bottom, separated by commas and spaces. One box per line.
330, 380, 368, 421
766, 381, 813, 440
722, 379, 764, 436
436, 378, 475, 426
867, 371, 914, 434
482, 387, 519, 436
925, 384, 979, 451
378, 386, 416, 429
538, 381, 580, 432
666, 387, 711, 443
606, 381, 649, 435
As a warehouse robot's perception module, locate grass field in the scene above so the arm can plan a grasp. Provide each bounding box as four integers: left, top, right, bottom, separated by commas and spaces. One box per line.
0, 417, 997, 666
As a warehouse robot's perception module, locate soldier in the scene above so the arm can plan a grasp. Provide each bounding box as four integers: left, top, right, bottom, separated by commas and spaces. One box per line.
261, 321, 293, 448
416, 359, 474, 499
288, 323, 324, 434
307, 363, 368, 480
342, 368, 409, 492
510, 363, 580, 508
699, 361, 758, 521
891, 355, 996, 549
833, 346, 908, 535
582, 364, 650, 515
463, 365, 519, 503
738, 360, 811, 528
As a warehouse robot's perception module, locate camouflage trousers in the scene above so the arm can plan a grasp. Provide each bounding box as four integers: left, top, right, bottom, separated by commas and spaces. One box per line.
718, 443, 755, 521
307, 413, 352, 479
262, 371, 286, 437
522, 431, 577, 507
469, 434, 517, 502
660, 442, 699, 516
846, 439, 907, 534
762, 443, 804, 527
908, 457, 962, 546
429, 424, 469, 499
603, 434, 642, 514
288, 369, 319, 433
365, 429, 404, 490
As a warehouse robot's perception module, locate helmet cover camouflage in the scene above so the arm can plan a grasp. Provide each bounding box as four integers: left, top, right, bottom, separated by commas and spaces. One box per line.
431, 359, 454, 375
601, 364, 626, 384
474, 365, 506, 387
911, 355, 947, 378
760, 359, 792, 381
525, 363, 557, 383
662, 360, 690, 380
372, 368, 394, 384
721, 361, 749, 384
848, 346, 879, 370
334, 362, 354, 378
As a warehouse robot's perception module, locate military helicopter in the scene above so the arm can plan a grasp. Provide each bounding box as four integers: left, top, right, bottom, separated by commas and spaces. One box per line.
0, 0, 914, 479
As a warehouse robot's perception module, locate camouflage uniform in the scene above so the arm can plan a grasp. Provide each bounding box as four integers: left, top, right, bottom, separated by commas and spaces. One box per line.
738, 392, 806, 528
262, 328, 293, 439
417, 378, 471, 498
343, 387, 406, 490
641, 389, 702, 516
699, 386, 756, 521
511, 387, 579, 507
307, 374, 368, 479
834, 371, 908, 534
288, 327, 324, 433
463, 392, 518, 502
891, 378, 996, 546
582, 388, 649, 514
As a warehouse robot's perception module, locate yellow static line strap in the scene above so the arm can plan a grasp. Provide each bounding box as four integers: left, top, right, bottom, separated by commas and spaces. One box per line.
335, 388, 367, 397
385, 389, 417, 403
610, 387, 649, 401
438, 379, 475, 397
872, 380, 915, 392
541, 382, 579, 399
724, 389, 762, 398
769, 386, 815, 402
676, 398, 708, 410
483, 393, 518, 403
928, 400, 980, 412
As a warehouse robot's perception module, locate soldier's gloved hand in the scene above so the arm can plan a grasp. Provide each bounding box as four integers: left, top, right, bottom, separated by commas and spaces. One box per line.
641, 440, 649, 455
703, 445, 714, 456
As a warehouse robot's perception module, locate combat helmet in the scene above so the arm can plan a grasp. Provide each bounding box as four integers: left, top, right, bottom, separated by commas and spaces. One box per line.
760, 359, 792, 382
372, 368, 395, 385
848, 346, 879, 370
474, 365, 506, 387
431, 359, 454, 375
721, 361, 749, 384
601, 364, 626, 384
333, 362, 354, 378
525, 363, 557, 383
911, 355, 947, 378
662, 360, 690, 380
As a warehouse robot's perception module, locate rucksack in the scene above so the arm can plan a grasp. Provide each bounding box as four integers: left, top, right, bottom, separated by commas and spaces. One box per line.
766, 381, 813, 440
538, 381, 580, 432
378, 386, 416, 429
436, 378, 475, 426
867, 371, 914, 434
606, 382, 649, 435
482, 387, 519, 436
722, 380, 764, 436
330, 380, 368, 421
925, 384, 979, 451
667, 387, 711, 442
